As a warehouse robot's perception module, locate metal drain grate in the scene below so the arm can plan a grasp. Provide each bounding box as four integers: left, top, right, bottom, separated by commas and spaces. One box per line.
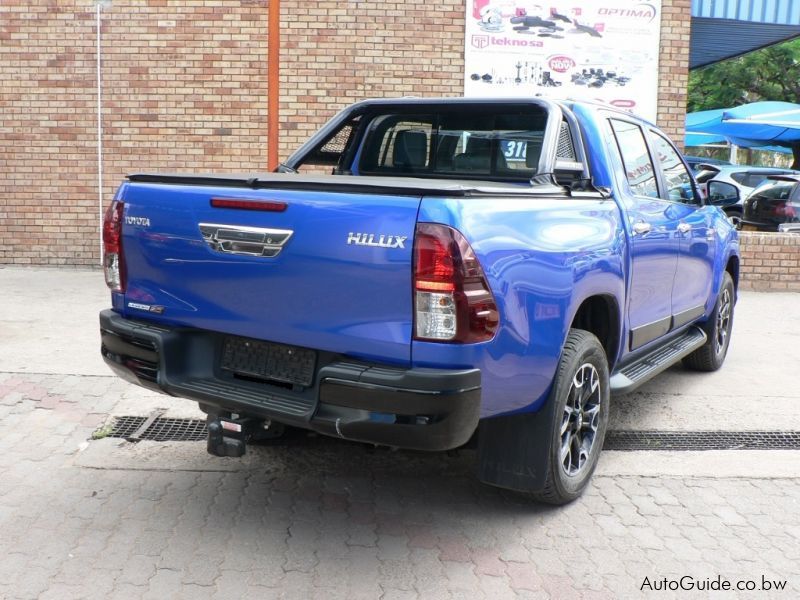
137, 418, 208, 442
104, 418, 800, 450
107, 416, 207, 442
604, 430, 800, 451
108, 416, 148, 438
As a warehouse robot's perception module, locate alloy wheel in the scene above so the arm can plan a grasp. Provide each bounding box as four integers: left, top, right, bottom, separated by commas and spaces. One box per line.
560, 363, 602, 477
715, 287, 732, 354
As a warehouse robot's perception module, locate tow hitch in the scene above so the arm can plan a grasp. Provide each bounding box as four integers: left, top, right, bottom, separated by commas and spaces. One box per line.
206, 414, 284, 457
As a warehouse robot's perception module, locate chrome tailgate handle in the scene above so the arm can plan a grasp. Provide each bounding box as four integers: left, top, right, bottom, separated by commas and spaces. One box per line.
199, 223, 293, 258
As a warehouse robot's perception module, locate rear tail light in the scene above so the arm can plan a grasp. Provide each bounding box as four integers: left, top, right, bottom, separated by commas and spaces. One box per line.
103, 200, 126, 292
413, 223, 499, 343
774, 202, 797, 218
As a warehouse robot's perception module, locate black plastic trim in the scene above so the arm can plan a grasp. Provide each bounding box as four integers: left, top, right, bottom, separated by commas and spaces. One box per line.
99, 310, 481, 451
740, 219, 780, 232
672, 304, 705, 329
126, 172, 566, 199
629, 315, 671, 350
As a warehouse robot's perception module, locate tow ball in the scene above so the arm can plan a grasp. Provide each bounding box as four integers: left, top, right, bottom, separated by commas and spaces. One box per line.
206, 414, 284, 458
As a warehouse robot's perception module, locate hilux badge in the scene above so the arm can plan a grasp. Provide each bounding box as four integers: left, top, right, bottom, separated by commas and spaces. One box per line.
347, 232, 407, 249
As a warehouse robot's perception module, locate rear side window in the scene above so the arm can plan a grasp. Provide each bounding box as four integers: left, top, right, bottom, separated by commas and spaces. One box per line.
359, 108, 548, 181
300, 116, 361, 169
730, 172, 747, 185
609, 119, 659, 198
742, 172, 785, 188
651, 132, 698, 204
744, 173, 765, 188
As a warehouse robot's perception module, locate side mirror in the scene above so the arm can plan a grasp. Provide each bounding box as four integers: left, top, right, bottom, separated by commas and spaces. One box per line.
706, 180, 740, 207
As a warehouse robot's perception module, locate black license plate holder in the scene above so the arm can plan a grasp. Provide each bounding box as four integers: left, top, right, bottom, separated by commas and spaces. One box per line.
220, 336, 316, 387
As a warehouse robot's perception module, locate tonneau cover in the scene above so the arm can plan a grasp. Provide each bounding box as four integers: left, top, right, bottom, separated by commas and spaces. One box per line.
126, 172, 559, 197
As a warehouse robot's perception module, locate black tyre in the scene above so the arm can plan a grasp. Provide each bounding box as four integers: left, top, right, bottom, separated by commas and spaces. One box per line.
531, 329, 610, 505
683, 272, 735, 372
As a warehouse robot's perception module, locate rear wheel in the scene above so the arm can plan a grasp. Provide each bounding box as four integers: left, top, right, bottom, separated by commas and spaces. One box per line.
530, 329, 610, 505
683, 272, 735, 372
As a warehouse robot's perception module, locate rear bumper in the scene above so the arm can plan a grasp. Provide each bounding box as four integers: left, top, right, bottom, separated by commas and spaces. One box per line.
99, 309, 480, 451
739, 219, 779, 232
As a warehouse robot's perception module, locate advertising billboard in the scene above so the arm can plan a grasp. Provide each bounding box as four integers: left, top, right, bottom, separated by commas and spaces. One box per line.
464, 1, 663, 121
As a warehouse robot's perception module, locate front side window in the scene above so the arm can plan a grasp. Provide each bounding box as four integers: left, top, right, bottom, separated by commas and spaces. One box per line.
609, 119, 659, 198
358, 108, 549, 181
651, 132, 698, 204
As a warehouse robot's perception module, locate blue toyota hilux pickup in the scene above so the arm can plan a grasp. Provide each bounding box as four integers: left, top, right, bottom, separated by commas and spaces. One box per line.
100, 98, 740, 504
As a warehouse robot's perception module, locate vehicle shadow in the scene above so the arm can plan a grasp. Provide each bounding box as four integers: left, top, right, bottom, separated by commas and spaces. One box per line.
169, 432, 577, 570
78, 424, 611, 592
221, 429, 570, 525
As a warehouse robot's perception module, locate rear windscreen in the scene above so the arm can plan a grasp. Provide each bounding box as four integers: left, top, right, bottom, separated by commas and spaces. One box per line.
750, 179, 797, 201
357, 108, 548, 181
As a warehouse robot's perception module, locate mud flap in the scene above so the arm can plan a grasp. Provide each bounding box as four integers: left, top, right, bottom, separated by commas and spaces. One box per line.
476, 396, 558, 493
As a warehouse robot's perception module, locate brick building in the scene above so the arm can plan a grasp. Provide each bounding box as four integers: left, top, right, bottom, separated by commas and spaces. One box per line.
0, 0, 692, 266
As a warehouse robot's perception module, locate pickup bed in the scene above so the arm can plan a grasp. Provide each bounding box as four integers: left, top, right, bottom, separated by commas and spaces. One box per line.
100, 98, 739, 503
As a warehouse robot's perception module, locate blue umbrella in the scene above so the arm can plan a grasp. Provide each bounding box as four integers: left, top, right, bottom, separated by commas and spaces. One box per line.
685, 101, 800, 163
685, 131, 727, 147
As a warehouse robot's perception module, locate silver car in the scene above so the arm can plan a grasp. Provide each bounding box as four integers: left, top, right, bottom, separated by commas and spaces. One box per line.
695, 164, 799, 227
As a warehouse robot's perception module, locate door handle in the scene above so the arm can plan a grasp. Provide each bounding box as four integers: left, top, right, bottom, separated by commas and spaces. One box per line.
677, 222, 691, 233
632, 221, 651, 235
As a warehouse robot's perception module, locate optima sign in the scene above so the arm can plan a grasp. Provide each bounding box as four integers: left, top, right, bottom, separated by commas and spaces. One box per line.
598, 4, 658, 22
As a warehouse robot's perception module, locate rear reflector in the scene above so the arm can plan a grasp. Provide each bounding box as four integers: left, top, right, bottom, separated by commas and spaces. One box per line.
413, 223, 499, 343
210, 198, 287, 212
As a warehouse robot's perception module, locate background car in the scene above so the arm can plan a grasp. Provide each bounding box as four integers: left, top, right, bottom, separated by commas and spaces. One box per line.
694, 164, 798, 227
741, 174, 800, 232
684, 155, 730, 174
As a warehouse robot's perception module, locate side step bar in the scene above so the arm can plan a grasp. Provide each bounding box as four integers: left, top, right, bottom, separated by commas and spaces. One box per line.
610, 326, 707, 395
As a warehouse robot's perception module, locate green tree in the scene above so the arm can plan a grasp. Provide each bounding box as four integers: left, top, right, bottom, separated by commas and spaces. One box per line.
688, 38, 800, 113
688, 37, 800, 167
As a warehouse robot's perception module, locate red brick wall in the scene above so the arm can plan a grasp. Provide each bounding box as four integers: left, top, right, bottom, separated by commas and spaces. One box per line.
657, 0, 691, 147
1, 0, 269, 266
739, 232, 800, 292
1, 0, 690, 266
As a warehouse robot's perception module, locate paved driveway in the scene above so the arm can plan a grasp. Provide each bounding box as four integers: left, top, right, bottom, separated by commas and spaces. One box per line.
0, 267, 798, 599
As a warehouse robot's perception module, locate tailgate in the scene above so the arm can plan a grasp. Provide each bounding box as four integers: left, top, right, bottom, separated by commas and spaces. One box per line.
118, 182, 421, 365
